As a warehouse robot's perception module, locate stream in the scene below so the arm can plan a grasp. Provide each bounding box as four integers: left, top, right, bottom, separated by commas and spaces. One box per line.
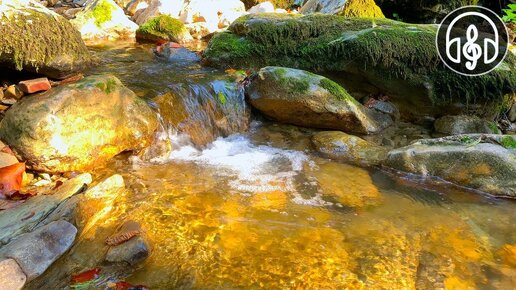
28, 43, 516, 289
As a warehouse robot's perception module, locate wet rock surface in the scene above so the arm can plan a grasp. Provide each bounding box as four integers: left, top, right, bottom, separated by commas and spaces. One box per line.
434, 115, 500, 135
384, 134, 516, 198
0, 74, 159, 173
246, 67, 392, 134
105, 221, 151, 266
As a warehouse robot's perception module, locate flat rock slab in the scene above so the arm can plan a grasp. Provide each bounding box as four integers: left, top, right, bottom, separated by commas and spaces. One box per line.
0, 173, 91, 245
0, 258, 26, 290
0, 220, 77, 281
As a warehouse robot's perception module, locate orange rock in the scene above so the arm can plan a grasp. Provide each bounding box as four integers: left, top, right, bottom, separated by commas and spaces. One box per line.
498, 244, 516, 267
18, 78, 51, 94
0, 162, 25, 197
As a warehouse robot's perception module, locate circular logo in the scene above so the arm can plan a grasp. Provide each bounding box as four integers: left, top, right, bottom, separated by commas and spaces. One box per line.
436, 6, 509, 76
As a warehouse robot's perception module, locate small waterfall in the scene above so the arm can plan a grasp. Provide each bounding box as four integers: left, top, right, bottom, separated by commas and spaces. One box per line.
142, 79, 251, 159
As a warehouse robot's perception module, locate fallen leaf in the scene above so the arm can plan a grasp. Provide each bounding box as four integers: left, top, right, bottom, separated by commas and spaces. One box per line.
225, 68, 237, 74
71, 268, 101, 284
169, 42, 182, 48
0, 163, 25, 198
52, 180, 64, 190
106, 230, 141, 246
9, 191, 36, 200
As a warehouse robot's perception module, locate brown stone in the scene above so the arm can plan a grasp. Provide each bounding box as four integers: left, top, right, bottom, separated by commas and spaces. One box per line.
0, 259, 26, 290
4, 85, 23, 100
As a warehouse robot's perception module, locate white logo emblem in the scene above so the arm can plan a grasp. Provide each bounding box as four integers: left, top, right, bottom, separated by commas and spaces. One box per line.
437, 6, 509, 76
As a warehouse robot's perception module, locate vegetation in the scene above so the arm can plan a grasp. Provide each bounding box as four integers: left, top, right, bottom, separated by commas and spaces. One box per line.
136, 15, 189, 43
90, 0, 115, 27
339, 0, 384, 18
204, 13, 516, 107
502, 4, 516, 25
319, 78, 356, 102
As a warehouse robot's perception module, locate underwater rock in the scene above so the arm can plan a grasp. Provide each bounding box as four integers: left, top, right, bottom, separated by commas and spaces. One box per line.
434, 115, 500, 136
0, 75, 158, 173
71, 0, 139, 42
203, 14, 516, 118
105, 221, 150, 266
136, 15, 193, 44
301, 0, 384, 18
0, 0, 92, 79
384, 134, 516, 198
246, 67, 392, 134
0, 220, 77, 281
312, 131, 388, 165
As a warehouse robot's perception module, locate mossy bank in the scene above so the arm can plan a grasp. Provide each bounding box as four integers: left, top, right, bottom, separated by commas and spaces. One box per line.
203, 13, 516, 118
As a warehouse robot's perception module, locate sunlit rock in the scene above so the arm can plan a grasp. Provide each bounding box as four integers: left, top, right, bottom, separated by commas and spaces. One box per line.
246, 66, 392, 134
310, 162, 382, 208
385, 134, 516, 198
0, 0, 92, 79
136, 15, 193, 43
133, 0, 184, 25
179, 0, 246, 32
0, 75, 159, 173
0, 259, 26, 290
248, 1, 274, 14
71, 0, 139, 42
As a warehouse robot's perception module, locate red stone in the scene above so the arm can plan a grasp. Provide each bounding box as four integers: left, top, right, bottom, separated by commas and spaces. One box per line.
169, 42, 182, 48
18, 78, 51, 94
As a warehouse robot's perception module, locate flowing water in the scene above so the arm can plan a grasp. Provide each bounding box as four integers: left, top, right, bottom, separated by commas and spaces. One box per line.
29, 43, 516, 289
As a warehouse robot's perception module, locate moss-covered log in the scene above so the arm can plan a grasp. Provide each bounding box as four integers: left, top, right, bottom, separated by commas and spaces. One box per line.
203, 13, 516, 116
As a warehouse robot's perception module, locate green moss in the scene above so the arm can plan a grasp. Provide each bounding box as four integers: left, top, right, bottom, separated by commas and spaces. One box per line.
500, 136, 516, 149
204, 13, 516, 108
136, 15, 188, 43
273, 68, 310, 94
76, 76, 119, 94
0, 8, 91, 75
91, 0, 115, 27
487, 122, 501, 134
340, 0, 385, 18
319, 78, 356, 102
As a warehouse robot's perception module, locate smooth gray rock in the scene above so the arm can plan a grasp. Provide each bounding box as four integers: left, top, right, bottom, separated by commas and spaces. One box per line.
0, 221, 77, 281
105, 221, 150, 266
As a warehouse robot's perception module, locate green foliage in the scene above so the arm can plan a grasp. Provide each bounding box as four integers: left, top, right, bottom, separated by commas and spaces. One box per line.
91, 0, 115, 27
136, 15, 188, 42
217, 91, 227, 104
502, 4, 516, 24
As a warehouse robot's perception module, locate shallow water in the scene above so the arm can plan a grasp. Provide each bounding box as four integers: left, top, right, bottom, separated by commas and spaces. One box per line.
30, 44, 516, 289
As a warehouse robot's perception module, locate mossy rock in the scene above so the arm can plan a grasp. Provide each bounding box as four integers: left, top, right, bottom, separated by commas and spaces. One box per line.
136, 15, 193, 43
246, 66, 393, 134
203, 13, 516, 117
301, 0, 385, 18
384, 134, 516, 198
0, 1, 92, 79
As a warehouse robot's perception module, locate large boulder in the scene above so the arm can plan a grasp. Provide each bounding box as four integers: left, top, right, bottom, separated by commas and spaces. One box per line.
71, 0, 139, 42
384, 134, 516, 198
203, 14, 516, 119
136, 15, 193, 43
434, 115, 501, 135
0, 75, 159, 173
0, 0, 92, 79
246, 67, 392, 134
374, 0, 478, 23
301, 0, 384, 18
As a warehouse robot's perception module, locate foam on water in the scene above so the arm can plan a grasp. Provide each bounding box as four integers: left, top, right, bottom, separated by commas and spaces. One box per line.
153, 134, 311, 193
